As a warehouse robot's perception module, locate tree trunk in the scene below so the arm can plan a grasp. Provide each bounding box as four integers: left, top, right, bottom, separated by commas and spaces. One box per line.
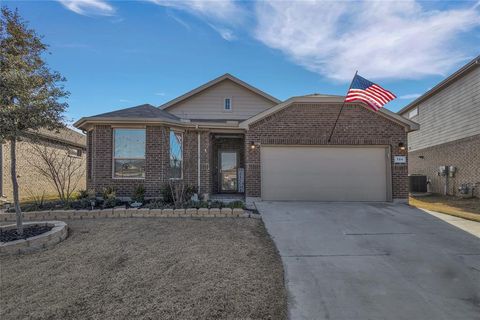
10, 138, 23, 235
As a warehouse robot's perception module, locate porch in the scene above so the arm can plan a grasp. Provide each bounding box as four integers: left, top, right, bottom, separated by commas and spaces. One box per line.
209, 133, 245, 200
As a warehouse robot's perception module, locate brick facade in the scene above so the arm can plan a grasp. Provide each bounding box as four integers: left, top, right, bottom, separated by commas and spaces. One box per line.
408, 134, 480, 196
244, 103, 409, 200
87, 103, 410, 201
88, 125, 212, 198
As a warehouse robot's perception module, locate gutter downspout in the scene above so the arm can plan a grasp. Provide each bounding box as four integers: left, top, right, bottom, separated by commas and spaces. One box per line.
196, 125, 201, 195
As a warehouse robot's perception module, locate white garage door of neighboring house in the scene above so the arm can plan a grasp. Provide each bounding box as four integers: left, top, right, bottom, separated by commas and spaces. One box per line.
261, 146, 390, 202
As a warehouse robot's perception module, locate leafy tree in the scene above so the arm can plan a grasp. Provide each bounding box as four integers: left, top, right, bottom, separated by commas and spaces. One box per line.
0, 7, 69, 235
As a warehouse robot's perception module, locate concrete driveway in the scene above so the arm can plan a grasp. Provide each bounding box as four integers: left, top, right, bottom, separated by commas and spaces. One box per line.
256, 202, 480, 320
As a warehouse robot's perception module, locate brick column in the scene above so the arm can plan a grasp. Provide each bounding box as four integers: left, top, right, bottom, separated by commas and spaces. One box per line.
199, 131, 212, 196
92, 125, 112, 195
145, 126, 166, 198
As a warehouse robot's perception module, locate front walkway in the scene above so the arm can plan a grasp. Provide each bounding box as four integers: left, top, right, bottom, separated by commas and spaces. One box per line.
256, 201, 480, 320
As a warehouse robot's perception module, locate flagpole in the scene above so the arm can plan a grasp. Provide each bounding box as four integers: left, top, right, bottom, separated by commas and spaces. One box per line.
327, 70, 358, 143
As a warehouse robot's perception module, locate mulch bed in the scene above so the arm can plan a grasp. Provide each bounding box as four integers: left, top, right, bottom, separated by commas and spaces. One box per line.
0, 224, 53, 242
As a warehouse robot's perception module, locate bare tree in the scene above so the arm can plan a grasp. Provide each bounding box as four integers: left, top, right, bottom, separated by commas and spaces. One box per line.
169, 180, 186, 208
28, 143, 83, 204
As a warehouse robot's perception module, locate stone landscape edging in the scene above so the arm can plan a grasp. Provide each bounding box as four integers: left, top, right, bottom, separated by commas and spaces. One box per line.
0, 221, 68, 255
0, 207, 257, 222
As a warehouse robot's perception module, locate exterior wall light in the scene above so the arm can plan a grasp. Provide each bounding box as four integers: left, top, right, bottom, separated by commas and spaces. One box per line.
250, 141, 256, 150
398, 142, 406, 151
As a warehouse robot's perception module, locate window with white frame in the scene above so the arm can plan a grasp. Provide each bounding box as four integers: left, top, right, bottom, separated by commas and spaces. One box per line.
224, 98, 232, 111
67, 147, 82, 157
408, 107, 418, 119
113, 129, 146, 178
170, 130, 183, 179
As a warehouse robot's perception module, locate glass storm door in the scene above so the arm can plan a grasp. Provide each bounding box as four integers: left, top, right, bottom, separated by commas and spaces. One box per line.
220, 151, 238, 192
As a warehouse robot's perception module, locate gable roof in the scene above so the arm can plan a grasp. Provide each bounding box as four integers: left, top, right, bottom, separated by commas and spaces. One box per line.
398, 55, 480, 115
159, 73, 281, 110
73, 104, 181, 130
240, 95, 419, 132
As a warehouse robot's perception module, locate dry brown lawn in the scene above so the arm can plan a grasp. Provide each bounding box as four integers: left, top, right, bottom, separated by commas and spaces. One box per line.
409, 195, 480, 222
1, 218, 287, 320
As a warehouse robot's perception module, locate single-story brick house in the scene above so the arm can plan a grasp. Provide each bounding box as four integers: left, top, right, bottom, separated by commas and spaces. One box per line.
74, 74, 419, 204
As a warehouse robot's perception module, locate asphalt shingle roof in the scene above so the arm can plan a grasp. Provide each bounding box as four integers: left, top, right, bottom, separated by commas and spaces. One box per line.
90, 104, 180, 121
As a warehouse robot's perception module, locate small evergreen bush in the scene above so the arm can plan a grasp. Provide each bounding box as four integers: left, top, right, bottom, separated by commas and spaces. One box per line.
101, 186, 116, 200
132, 185, 145, 203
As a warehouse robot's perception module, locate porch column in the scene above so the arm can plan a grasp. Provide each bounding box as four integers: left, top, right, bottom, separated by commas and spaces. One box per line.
199, 131, 212, 197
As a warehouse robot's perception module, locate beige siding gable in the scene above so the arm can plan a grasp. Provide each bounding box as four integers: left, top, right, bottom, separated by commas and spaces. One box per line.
402, 66, 480, 151
166, 79, 277, 120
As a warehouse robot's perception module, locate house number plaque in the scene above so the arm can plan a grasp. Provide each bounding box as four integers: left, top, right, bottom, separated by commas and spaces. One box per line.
394, 156, 406, 164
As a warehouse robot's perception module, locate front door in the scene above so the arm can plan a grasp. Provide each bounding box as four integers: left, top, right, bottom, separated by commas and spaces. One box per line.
219, 151, 238, 192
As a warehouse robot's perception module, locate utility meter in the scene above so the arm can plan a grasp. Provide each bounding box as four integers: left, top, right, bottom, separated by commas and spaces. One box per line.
438, 166, 447, 176
448, 166, 456, 177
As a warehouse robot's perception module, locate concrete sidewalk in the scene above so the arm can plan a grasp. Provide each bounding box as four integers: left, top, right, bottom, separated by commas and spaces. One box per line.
257, 201, 480, 320
420, 208, 480, 237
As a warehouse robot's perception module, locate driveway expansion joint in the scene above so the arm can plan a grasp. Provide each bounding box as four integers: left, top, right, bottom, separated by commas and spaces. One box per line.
344, 232, 414, 235
282, 253, 390, 258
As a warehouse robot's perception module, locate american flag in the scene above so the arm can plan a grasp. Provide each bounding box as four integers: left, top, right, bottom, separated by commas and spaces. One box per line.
345, 74, 396, 111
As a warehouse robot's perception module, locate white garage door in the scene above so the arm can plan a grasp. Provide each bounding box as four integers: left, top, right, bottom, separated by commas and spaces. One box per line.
261, 146, 389, 201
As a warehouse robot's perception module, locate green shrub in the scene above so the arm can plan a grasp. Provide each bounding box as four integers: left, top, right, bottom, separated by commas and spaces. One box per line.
227, 201, 245, 209
103, 197, 120, 209
101, 186, 116, 200
160, 185, 174, 204
209, 201, 224, 209
132, 185, 145, 203
7, 200, 63, 212
182, 200, 209, 209
196, 201, 209, 208
143, 200, 173, 209
76, 190, 89, 200
66, 198, 93, 210
100, 186, 118, 208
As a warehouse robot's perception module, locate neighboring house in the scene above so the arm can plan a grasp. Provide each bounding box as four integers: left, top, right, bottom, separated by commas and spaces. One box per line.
74, 73, 418, 204
399, 55, 480, 196
0, 127, 87, 202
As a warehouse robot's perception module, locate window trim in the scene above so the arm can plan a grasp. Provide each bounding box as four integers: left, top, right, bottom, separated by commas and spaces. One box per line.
169, 130, 184, 180
408, 107, 418, 119
67, 147, 83, 158
223, 97, 233, 112
112, 128, 146, 180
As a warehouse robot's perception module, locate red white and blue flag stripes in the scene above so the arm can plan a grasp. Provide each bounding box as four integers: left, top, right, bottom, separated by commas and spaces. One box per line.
345, 74, 396, 111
